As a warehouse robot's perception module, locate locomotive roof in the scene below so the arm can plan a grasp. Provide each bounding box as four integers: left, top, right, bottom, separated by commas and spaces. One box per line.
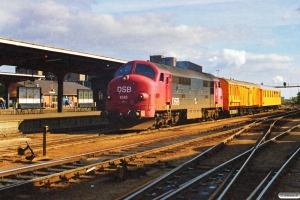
152, 62, 214, 81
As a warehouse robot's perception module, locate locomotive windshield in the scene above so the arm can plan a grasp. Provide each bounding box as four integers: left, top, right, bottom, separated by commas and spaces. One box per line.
114, 63, 133, 77
134, 64, 156, 79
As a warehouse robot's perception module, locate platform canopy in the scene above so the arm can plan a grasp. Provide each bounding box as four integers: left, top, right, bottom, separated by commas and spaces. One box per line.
0, 37, 127, 79
0, 37, 128, 112
0, 71, 44, 84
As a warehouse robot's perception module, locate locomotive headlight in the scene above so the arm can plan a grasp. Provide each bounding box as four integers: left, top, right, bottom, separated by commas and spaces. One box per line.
122, 75, 129, 81
138, 93, 149, 100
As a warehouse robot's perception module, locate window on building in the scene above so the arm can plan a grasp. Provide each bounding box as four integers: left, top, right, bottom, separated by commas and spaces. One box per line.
52, 95, 57, 103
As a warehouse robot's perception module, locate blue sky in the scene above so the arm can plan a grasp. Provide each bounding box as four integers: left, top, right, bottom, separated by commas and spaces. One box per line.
0, 0, 299, 98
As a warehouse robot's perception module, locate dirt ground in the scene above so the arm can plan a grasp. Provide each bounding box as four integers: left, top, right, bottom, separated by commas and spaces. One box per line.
4, 113, 298, 200
5, 119, 244, 200
12, 131, 213, 200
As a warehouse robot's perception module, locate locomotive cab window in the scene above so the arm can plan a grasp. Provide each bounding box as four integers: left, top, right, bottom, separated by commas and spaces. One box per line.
159, 73, 164, 82
115, 63, 133, 77
134, 64, 156, 79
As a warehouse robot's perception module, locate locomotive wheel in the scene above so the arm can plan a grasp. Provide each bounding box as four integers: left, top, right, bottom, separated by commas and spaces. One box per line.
213, 110, 219, 120
204, 110, 209, 121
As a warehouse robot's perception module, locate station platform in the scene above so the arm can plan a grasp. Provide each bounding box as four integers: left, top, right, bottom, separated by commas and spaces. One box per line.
0, 107, 105, 134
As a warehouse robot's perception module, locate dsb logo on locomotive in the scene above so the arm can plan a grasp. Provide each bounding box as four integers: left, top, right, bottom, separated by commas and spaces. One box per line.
117, 86, 132, 94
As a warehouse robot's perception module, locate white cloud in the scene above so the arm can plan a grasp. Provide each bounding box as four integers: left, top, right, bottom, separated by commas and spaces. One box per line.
0, 0, 255, 60
247, 53, 293, 63
222, 49, 246, 67
272, 76, 284, 83
202, 49, 295, 92
207, 56, 220, 67
0, 0, 299, 99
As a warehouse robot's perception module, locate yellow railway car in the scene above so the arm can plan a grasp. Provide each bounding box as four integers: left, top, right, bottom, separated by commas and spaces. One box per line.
259, 85, 281, 109
219, 78, 281, 116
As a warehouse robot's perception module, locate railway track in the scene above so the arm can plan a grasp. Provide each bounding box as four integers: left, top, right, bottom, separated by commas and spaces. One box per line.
0, 113, 258, 162
0, 121, 249, 198
0, 111, 297, 199
122, 111, 300, 199
0, 132, 113, 160
0, 110, 286, 158
217, 116, 300, 199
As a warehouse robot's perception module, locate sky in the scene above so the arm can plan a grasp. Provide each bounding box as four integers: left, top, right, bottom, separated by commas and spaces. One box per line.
0, 0, 299, 99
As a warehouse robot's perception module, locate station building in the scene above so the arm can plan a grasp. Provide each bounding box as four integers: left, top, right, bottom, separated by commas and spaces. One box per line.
10, 80, 92, 108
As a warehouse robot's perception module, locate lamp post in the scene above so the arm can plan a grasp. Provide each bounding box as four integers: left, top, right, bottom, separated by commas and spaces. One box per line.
216, 70, 220, 77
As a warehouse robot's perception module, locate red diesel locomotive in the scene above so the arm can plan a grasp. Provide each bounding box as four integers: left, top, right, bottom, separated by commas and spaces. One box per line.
100, 60, 223, 130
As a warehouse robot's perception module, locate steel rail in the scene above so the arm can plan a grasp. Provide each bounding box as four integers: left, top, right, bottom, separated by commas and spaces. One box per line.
159, 149, 254, 200
0, 120, 252, 196
123, 111, 299, 199
0, 110, 296, 198
0, 113, 251, 157
0, 110, 294, 157
256, 146, 300, 200
160, 120, 300, 199
124, 121, 260, 200
216, 118, 279, 199
246, 169, 274, 200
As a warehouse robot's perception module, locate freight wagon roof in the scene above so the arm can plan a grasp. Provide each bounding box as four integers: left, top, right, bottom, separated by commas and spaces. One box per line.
153, 62, 214, 81
259, 85, 281, 91
220, 78, 259, 88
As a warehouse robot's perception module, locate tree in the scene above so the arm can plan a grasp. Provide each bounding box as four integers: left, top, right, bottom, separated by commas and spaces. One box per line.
296, 92, 300, 104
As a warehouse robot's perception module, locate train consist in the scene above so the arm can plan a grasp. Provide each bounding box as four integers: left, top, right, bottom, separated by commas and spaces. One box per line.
100, 56, 281, 130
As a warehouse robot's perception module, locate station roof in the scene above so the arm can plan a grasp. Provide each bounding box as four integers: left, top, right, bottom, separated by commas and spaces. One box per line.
0, 71, 44, 84
0, 37, 128, 80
